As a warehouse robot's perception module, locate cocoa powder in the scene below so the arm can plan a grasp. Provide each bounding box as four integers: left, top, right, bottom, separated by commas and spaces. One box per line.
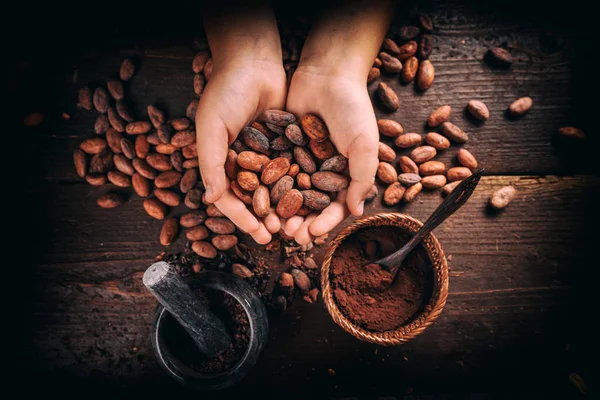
330, 226, 431, 332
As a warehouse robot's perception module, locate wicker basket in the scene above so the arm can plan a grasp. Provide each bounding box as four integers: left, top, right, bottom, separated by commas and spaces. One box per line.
321, 213, 448, 345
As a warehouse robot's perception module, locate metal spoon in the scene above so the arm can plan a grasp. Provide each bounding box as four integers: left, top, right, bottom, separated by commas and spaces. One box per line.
375, 169, 484, 285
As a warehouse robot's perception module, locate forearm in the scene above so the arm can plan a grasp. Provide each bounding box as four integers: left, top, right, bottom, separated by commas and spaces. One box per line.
203, 0, 282, 68
298, 0, 394, 79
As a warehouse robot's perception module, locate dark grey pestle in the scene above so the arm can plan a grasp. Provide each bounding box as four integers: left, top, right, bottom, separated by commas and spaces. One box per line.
143, 261, 230, 356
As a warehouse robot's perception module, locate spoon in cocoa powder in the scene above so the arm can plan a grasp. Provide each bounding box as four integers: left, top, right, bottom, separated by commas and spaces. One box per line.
372, 169, 484, 289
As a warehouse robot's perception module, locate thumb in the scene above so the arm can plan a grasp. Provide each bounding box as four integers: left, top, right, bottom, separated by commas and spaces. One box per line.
345, 131, 378, 216
195, 102, 230, 204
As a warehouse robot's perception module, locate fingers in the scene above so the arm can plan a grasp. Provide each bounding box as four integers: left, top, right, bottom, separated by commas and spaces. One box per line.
283, 215, 304, 238
294, 213, 318, 245
195, 100, 231, 204
214, 188, 271, 244
309, 190, 351, 237
263, 209, 282, 234
346, 133, 378, 216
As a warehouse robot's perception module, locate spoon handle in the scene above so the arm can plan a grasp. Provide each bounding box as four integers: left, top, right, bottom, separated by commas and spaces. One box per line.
379, 169, 484, 270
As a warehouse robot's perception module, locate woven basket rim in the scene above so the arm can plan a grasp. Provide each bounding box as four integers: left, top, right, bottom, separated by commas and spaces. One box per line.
320, 212, 449, 345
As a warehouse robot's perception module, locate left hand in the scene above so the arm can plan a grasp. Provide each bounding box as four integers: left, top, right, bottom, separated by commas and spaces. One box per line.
284, 66, 379, 244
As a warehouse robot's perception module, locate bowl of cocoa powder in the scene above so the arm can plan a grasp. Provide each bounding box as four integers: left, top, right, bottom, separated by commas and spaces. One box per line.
321, 213, 448, 345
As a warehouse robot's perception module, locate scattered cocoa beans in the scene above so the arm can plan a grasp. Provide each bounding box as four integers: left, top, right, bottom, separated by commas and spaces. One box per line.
490, 186, 516, 209
192, 241, 217, 259
421, 175, 447, 189
508, 97, 533, 117
401, 56, 418, 82
377, 162, 398, 184
442, 180, 461, 196
368, 67, 381, 84
467, 100, 490, 121
403, 182, 422, 203
419, 160, 446, 176
377, 82, 400, 111
143, 198, 167, 220
300, 114, 329, 142
120, 58, 135, 81
160, 218, 179, 246
416, 60, 434, 91
457, 149, 478, 169
397, 173, 421, 185
441, 122, 469, 143
427, 105, 451, 127
558, 127, 584, 139
377, 120, 404, 137
398, 156, 419, 174
97, 193, 124, 208
378, 142, 396, 162
383, 182, 406, 206
311, 172, 349, 191
379, 52, 403, 73
252, 185, 271, 218
425, 132, 450, 150
410, 146, 437, 164
486, 47, 513, 68
394, 133, 422, 148
276, 189, 304, 218
446, 167, 472, 182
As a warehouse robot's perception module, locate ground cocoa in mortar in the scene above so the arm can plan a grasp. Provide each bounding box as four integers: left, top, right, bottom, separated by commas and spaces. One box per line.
331, 226, 432, 332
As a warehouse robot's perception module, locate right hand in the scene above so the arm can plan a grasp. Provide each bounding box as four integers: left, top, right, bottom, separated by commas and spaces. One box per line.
195, 59, 287, 244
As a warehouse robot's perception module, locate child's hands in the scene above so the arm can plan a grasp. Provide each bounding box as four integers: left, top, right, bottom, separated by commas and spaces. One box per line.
196, 60, 287, 244
284, 67, 379, 244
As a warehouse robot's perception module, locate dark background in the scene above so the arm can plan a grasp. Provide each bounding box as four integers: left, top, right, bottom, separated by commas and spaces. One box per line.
8, 0, 595, 398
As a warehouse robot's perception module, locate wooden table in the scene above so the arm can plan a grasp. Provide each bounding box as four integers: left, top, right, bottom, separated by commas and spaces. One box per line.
14, 0, 595, 398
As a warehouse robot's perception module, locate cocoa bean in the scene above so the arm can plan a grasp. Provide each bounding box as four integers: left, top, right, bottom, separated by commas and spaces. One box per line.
120, 138, 135, 159
169, 151, 183, 172
379, 52, 402, 73
261, 109, 296, 126
143, 198, 167, 220
231, 181, 253, 205
237, 170, 260, 191
203, 58, 214, 80
193, 73, 205, 96
377, 119, 403, 137
185, 188, 203, 209
397, 26, 420, 42
241, 126, 270, 154
301, 190, 330, 210
309, 138, 335, 160
373, 57, 382, 68
133, 159, 157, 179
107, 171, 130, 187
186, 99, 198, 121
180, 168, 198, 193
394, 133, 422, 148
205, 217, 236, 234
419, 160, 446, 176
425, 132, 450, 150
192, 241, 217, 259
401, 56, 418, 82
397, 40, 418, 61
206, 204, 225, 217
93, 87, 110, 113
186, 225, 209, 241
171, 129, 195, 147
447, 167, 472, 182
508, 97, 533, 116
270, 175, 294, 204
382, 38, 401, 56
192, 51, 210, 74
490, 186, 516, 209
106, 128, 123, 153
311, 172, 349, 191
288, 163, 300, 177
265, 122, 285, 135
377, 162, 398, 184
270, 135, 293, 151
160, 218, 179, 246
95, 114, 110, 134
78, 87, 93, 111
300, 114, 329, 142
457, 149, 478, 169
147, 105, 166, 128
252, 185, 271, 217
126, 121, 152, 135
403, 182, 422, 203
417, 35, 433, 60
73, 150, 87, 178
86, 174, 107, 186
107, 80, 124, 101
279, 272, 294, 290
367, 67, 381, 84
467, 100, 490, 121
397, 173, 421, 185
383, 182, 405, 206
89, 148, 114, 173
441, 122, 469, 143
279, 150, 293, 162
113, 154, 134, 176
398, 156, 419, 174
132, 173, 151, 197
293, 146, 317, 174
377, 82, 399, 111
120, 58, 135, 81
442, 180, 461, 196
183, 159, 199, 169
156, 143, 178, 155
116, 101, 134, 122
418, 14, 433, 33
421, 175, 447, 189
296, 172, 311, 189
154, 189, 181, 206
225, 150, 240, 180
212, 235, 238, 251
155, 171, 182, 189
416, 60, 434, 91
427, 105, 451, 127
135, 135, 150, 159
558, 127, 584, 139
291, 269, 311, 291
80, 137, 107, 154
285, 123, 308, 145
304, 257, 318, 269
146, 154, 172, 171
169, 118, 191, 131
276, 189, 304, 218
232, 263, 252, 277
410, 146, 437, 163
378, 142, 396, 162
320, 155, 347, 172
97, 193, 124, 208
486, 48, 513, 68
261, 157, 291, 185
180, 211, 207, 228
157, 124, 173, 145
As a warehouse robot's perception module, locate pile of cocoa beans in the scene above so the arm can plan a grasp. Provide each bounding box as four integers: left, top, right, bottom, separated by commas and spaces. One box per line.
224, 111, 350, 220
75, 57, 239, 259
